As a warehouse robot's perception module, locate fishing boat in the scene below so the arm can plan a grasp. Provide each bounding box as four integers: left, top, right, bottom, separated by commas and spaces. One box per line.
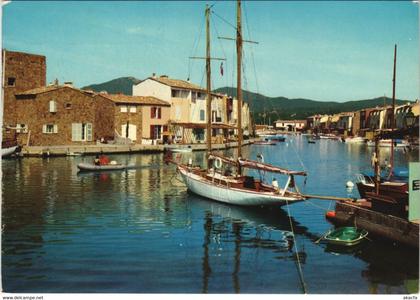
77, 162, 128, 171
173, 1, 308, 207
323, 227, 368, 247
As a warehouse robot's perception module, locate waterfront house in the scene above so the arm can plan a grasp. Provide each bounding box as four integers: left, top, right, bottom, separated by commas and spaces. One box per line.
336, 113, 353, 136
14, 83, 115, 146
133, 74, 236, 143
96, 93, 170, 144
2, 50, 46, 143
274, 120, 307, 132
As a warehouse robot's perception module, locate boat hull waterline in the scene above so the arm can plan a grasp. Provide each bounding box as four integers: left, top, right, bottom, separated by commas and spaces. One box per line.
77, 162, 128, 171
179, 166, 304, 206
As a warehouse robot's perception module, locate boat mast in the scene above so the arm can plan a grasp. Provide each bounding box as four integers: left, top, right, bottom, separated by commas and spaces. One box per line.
236, 0, 243, 159
389, 44, 397, 178
206, 4, 212, 160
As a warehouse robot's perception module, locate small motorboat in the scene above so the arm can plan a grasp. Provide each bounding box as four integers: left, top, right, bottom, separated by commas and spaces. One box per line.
308, 139, 316, 144
77, 162, 128, 171
253, 140, 277, 145
323, 227, 368, 246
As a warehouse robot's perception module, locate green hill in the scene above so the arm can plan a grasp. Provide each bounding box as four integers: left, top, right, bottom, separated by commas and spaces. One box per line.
214, 87, 410, 124
82, 77, 141, 95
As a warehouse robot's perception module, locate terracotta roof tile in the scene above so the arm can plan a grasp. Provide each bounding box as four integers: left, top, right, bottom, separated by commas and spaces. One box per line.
101, 94, 170, 106
149, 76, 205, 92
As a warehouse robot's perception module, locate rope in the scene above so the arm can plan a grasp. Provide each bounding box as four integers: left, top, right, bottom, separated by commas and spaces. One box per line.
211, 10, 237, 30
188, 13, 206, 81
285, 200, 307, 294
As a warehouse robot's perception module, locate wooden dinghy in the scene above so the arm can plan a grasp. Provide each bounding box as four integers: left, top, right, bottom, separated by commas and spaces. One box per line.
77, 162, 128, 172
323, 227, 368, 246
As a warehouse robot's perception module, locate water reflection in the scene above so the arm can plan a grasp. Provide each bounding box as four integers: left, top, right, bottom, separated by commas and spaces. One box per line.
1, 138, 418, 293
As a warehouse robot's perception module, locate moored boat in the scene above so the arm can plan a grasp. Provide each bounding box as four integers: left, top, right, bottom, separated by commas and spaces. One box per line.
1, 145, 18, 157
345, 136, 367, 144
77, 162, 128, 171
323, 227, 368, 246
367, 139, 409, 148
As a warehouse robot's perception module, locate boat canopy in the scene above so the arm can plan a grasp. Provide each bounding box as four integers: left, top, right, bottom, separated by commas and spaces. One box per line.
208, 154, 307, 176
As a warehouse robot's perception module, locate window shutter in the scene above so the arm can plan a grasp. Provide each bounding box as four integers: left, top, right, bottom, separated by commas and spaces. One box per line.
150, 125, 154, 139
42, 124, 47, 133
53, 124, 58, 133
151, 107, 156, 118
158, 107, 161, 119
86, 123, 93, 141
49, 100, 57, 112
72, 123, 82, 141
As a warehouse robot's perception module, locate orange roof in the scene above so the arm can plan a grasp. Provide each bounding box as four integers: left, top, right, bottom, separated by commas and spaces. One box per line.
101, 93, 170, 106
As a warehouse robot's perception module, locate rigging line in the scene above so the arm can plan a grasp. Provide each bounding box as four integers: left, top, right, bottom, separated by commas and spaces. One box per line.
189, 12, 206, 80
285, 200, 307, 294
243, 1, 260, 94
290, 139, 306, 172
210, 14, 229, 89
211, 9, 237, 30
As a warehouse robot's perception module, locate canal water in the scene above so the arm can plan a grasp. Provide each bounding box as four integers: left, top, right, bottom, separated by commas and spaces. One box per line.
2, 135, 419, 294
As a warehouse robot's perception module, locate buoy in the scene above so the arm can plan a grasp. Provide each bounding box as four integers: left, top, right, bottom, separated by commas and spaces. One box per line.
326, 211, 336, 218
346, 181, 354, 188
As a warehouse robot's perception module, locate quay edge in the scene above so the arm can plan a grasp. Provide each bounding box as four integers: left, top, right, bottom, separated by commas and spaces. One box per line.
18, 139, 256, 157
326, 201, 419, 249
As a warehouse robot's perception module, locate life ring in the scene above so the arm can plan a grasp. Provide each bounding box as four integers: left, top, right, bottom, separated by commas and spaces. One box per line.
214, 157, 223, 169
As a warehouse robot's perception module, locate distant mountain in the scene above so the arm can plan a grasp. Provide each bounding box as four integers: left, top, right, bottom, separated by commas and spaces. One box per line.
214, 87, 411, 123
82, 77, 141, 95
81, 77, 411, 124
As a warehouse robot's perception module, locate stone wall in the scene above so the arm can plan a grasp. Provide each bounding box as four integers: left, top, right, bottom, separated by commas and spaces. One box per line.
113, 104, 142, 142
15, 87, 114, 146
2, 50, 46, 140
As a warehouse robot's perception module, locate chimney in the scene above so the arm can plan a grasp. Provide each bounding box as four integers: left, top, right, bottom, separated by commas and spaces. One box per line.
54, 78, 59, 86
63, 81, 73, 87
160, 75, 168, 79
152, 73, 156, 78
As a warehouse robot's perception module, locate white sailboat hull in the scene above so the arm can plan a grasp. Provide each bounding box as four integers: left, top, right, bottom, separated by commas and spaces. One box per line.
179, 166, 304, 206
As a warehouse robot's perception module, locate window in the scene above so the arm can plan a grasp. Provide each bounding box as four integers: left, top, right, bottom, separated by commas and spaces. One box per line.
171, 89, 189, 98
200, 110, 205, 121
16, 124, 28, 133
43, 124, 58, 134
120, 106, 128, 113
191, 92, 197, 103
72, 123, 92, 141
130, 106, 137, 113
7, 77, 15, 86
150, 125, 162, 140
151, 107, 161, 119
65, 103, 72, 109
197, 92, 205, 100
49, 100, 57, 113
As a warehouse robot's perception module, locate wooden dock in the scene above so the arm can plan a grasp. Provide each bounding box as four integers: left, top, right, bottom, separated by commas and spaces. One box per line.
326, 201, 419, 249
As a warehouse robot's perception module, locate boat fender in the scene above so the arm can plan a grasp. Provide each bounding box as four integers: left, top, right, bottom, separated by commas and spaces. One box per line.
346, 181, 354, 188
326, 211, 336, 218
188, 158, 193, 167
214, 157, 223, 169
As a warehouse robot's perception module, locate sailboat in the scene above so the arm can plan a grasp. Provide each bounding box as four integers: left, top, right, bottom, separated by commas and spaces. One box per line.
355, 45, 408, 203
174, 1, 308, 206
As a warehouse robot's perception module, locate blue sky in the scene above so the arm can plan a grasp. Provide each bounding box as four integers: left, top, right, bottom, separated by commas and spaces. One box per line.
2, 1, 419, 101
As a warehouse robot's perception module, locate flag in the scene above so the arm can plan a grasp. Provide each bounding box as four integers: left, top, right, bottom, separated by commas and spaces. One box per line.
220, 62, 224, 76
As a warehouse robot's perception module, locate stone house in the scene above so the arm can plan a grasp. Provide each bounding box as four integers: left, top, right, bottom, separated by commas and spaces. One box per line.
2, 50, 46, 143
14, 84, 114, 146
96, 93, 170, 144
